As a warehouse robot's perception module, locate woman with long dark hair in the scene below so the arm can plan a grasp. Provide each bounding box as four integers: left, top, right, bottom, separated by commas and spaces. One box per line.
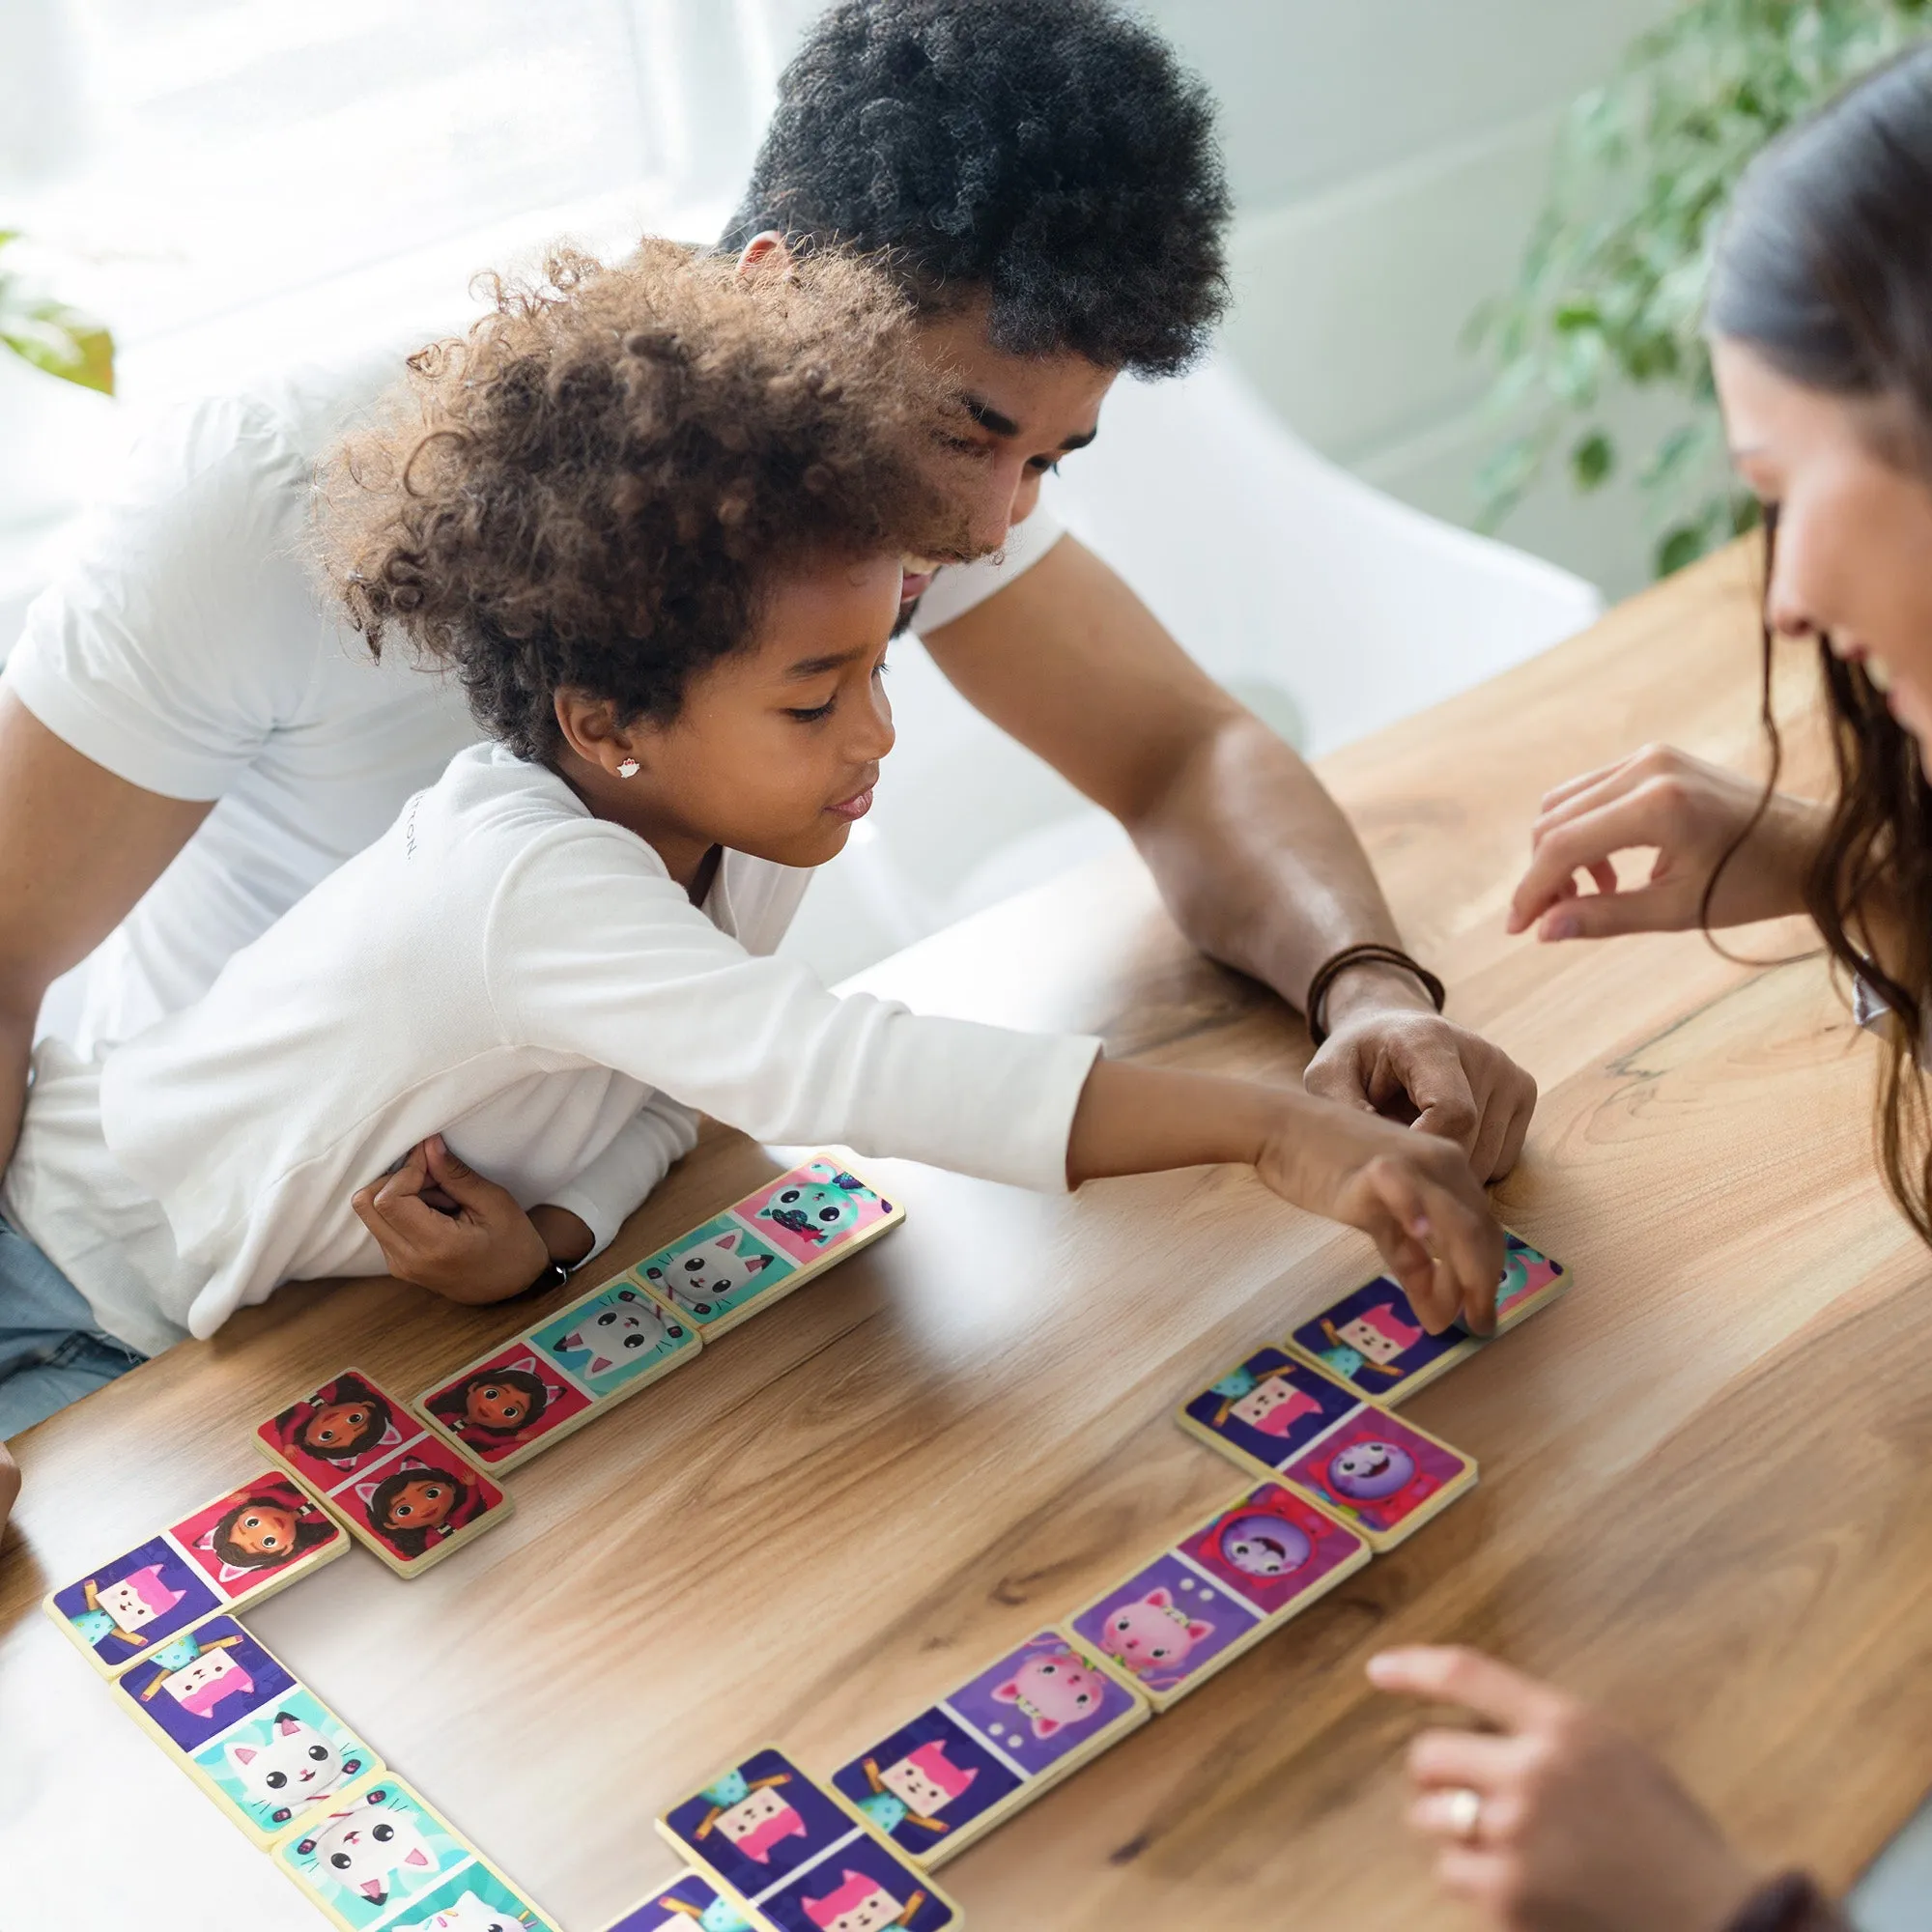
1372, 44, 1932, 1932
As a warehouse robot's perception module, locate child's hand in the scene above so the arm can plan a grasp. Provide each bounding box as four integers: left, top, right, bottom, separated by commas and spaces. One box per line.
353, 1135, 551, 1305
1255, 1095, 1504, 1334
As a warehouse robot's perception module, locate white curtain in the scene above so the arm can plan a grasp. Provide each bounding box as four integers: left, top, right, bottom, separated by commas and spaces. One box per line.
1, 0, 819, 390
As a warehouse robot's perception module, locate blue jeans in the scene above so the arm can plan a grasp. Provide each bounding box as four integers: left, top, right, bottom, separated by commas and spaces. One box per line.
0, 1211, 145, 1438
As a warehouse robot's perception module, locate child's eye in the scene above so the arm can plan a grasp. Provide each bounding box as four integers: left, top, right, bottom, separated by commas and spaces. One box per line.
786, 698, 837, 723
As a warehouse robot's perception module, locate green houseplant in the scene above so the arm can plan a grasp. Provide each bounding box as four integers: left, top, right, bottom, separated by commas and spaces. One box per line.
1476, 0, 1929, 577
0, 230, 112, 395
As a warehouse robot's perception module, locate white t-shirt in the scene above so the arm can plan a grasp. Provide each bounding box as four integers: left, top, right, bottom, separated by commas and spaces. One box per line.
3, 358, 1065, 1057
2, 745, 1100, 1355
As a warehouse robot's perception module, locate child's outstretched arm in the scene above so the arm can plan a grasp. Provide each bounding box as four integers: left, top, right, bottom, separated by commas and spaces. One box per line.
1066, 1060, 1503, 1334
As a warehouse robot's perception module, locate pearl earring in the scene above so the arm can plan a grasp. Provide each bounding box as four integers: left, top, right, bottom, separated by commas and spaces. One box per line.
617, 756, 640, 779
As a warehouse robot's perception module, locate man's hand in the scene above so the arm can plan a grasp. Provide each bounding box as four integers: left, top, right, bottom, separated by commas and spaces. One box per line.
351, 1135, 588, 1306
1369, 1646, 1762, 1932
1304, 969, 1537, 1184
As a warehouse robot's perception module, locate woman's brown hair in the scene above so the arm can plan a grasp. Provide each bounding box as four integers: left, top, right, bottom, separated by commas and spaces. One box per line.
317, 240, 970, 761
1706, 45, 1932, 1243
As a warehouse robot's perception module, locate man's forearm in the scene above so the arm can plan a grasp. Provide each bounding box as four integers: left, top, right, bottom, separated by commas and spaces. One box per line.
1130, 710, 1430, 1019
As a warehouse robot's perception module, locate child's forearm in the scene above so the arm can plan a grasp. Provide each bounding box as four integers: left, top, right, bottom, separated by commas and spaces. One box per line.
1065, 1058, 1295, 1185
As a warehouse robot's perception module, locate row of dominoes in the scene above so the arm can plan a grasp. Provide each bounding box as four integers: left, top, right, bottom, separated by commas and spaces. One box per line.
43, 1156, 1562, 1927
610, 1235, 1574, 1930
42, 1155, 904, 1931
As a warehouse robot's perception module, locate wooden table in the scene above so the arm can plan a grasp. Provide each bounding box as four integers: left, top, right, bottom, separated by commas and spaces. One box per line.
6, 541, 1928, 1932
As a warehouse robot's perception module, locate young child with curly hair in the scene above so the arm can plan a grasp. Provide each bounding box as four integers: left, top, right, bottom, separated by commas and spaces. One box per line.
0, 241, 1499, 1409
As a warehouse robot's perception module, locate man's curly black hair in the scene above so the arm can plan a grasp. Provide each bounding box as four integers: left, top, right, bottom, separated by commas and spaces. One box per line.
723, 0, 1232, 375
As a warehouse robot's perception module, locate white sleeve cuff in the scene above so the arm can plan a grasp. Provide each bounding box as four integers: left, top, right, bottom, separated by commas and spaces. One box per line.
546, 1100, 699, 1260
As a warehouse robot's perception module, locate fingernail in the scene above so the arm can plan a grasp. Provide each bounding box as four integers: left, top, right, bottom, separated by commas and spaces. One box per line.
1366, 1652, 1403, 1684
1543, 914, 1577, 942
1409, 1215, 1432, 1238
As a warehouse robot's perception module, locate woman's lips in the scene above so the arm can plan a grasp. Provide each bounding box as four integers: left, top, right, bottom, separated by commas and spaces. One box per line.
827, 787, 874, 821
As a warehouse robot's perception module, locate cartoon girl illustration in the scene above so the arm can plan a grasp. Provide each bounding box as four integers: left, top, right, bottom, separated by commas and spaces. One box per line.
429, 1367, 550, 1443
291, 1375, 393, 1463
207, 1492, 335, 1571
366, 1463, 470, 1557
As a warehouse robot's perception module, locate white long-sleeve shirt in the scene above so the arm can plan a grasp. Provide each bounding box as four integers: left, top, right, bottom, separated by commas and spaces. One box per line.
2, 746, 1100, 1356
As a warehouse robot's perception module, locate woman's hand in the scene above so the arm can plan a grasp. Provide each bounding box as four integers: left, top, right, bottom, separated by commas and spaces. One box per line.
352, 1135, 585, 1305
1255, 1093, 1505, 1334
1508, 745, 1825, 942
1370, 1645, 1762, 1932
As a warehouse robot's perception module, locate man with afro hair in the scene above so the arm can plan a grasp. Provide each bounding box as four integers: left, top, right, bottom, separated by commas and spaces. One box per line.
722, 0, 1536, 1176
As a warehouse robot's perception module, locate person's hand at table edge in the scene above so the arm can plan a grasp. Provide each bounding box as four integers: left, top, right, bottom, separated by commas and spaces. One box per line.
1303, 960, 1537, 1185
1367, 1645, 1849, 1932
351, 1134, 592, 1305
1066, 1059, 1504, 1333
1507, 745, 1827, 944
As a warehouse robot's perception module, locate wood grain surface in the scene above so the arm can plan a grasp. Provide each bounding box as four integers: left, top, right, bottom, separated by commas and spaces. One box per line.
6, 539, 1927, 1932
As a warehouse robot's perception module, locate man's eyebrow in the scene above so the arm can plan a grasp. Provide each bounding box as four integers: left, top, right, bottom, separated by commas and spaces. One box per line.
964, 395, 1021, 438
964, 395, 1099, 455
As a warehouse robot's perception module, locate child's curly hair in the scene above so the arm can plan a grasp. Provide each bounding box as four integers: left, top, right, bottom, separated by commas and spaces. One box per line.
318, 240, 970, 761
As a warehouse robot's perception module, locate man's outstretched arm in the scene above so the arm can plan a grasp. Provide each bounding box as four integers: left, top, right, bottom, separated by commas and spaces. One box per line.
921, 536, 1535, 1179
0, 691, 211, 1171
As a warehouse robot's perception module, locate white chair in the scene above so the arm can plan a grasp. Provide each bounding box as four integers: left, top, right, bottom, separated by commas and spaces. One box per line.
784, 355, 1604, 984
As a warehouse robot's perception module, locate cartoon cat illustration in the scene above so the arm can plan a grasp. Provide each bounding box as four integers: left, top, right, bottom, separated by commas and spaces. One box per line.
857, 1739, 978, 1836
1099, 1588, 1214, 1682
1228, 1375, 1324, 1438
71, 1564, 186, 1648
992, 1647, 1106, 1738
295, 1786, 440, 1906
225, 1711, 365, 1825
389, 1889, 534, 1931
158, 1645, 256, 1719
801, 1869, 925, 1931
645, 1233, 775, 1318
705, 1781, 807, 1863
754, 1165, 878, 1247
1318, 1301, 1421, 1379
556, 1288, 687, 1374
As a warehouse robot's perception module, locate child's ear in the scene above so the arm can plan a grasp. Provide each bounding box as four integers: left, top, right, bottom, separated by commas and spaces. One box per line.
554, 690, 643, 779
735, 231, 792, 280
